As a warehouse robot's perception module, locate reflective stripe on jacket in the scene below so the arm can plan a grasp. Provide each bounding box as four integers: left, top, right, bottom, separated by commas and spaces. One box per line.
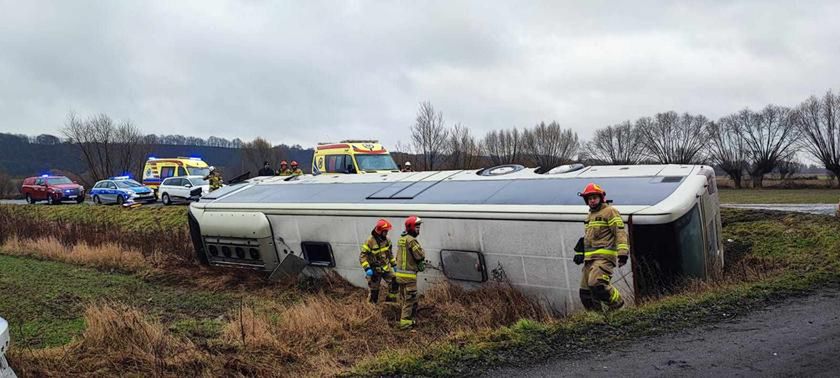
360, 235, 395, 270
581, 203, 630, 261
396, 233, 426, 279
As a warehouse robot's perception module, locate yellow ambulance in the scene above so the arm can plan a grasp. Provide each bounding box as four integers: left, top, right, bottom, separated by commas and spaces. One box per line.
312, 140, 399, 174
142, 157, 211, 191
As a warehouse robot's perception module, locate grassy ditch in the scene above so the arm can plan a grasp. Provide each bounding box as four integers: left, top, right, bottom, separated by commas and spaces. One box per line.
351, 209, 840, 376
2, 254, 553, 377
2, 206, 839, 376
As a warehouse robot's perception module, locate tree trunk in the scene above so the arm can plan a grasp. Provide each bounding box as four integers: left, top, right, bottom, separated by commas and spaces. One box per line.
732, 174, 742, 189
752, 175, 764, 188
831, 168, 840, 188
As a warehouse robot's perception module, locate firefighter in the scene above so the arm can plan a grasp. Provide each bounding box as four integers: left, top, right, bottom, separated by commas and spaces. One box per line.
360, 219, 399, 303
401, 161, 414, 172
396, 215, 425, 329
278, 161, 292, 176
204, 166, 223, 192
574, 183, 629, 311
290, 161, 304, 176
258, 161, 275, 176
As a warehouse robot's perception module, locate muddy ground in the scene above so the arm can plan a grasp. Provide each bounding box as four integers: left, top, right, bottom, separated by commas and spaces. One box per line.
489, 290, 840, 377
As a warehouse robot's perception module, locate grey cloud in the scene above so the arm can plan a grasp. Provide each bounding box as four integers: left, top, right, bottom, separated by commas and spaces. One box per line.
1, 1, 839, 148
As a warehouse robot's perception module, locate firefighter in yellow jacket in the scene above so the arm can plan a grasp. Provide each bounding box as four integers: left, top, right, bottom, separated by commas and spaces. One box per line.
204, 166, 223, 192
396, 215, 426, 329
360, 219, 399, 303
575, 183, 629, 311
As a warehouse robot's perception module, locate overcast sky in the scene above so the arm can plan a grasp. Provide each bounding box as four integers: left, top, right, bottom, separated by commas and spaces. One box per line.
1, 0, 838, 148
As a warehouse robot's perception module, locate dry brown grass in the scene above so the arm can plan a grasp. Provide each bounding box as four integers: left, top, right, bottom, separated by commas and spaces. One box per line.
217, 279, 556, 377
11, 303, 212, 377
1, 236, 149, 273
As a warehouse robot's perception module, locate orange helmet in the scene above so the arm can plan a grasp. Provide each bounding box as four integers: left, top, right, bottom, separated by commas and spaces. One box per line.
578, 183, 606, 198
291, 160, 299, 167
280, 160, 288, 166
374, 219, 392, 234
405, 215, 423, 233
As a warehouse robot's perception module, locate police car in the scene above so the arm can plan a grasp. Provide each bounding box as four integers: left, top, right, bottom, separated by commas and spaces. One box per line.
89, 176, 156, 205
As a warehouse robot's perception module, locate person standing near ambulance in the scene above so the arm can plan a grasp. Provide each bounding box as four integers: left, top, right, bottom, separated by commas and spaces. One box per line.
574, 183, 629, 311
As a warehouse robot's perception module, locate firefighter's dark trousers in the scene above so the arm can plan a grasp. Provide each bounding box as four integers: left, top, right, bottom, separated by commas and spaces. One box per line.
367, 270, 398, 303
396, 275, 418, 328
579, 258, 624, 310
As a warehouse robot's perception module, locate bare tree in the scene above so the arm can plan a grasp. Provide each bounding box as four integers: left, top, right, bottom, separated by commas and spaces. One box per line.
113, 121, 151, 178
62, 112, 151, 184
775, 159, 802, 181
446, 123, 483, 169
522, 121, 579, 170
706, 119, 749, 188
410, 102, 449, 170
483, 127, 523, 165
636, 111, 708, 164
731, 106, 800, 188
793, 91, 840, 186
586, 121, 644, 165
390, 140, 414, 169
240, 137, 280, 172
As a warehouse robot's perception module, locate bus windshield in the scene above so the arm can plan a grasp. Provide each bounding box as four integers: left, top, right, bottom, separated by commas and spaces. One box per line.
188, 167, 210, 177
355, 154, 398, 171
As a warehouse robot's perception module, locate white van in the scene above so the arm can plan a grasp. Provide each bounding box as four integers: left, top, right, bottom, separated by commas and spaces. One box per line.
187, 164, 723, 312
159, 176, 211, 205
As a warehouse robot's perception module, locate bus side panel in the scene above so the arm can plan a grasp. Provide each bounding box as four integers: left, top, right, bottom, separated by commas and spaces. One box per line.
264, 214, 635, 314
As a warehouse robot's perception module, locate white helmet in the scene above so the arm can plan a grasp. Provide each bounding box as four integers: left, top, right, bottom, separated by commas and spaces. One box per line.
404, 161, 412, 166
209, 166, 216, 172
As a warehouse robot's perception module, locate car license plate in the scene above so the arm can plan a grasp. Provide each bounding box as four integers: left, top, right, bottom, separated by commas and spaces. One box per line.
67, 195, 77, 199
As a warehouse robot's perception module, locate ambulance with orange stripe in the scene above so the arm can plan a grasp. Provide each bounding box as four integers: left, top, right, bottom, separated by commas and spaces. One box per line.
312, 140, 399, 174
142, 157, 211, 192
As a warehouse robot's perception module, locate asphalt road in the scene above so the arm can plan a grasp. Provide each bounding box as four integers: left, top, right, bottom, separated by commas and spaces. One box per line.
489, 290, 840, 377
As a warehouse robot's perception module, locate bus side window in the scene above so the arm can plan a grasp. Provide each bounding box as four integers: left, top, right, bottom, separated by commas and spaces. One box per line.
160, 167, 175, 178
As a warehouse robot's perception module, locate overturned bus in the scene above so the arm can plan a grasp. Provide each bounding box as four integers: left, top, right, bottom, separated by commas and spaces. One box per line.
188, 164, 723, 312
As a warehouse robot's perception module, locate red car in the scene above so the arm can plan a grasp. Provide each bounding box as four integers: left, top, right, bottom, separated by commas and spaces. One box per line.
21, 175, 86, 204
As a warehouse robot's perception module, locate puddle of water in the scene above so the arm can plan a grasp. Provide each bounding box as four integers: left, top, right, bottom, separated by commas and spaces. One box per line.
722, 204, 837, 216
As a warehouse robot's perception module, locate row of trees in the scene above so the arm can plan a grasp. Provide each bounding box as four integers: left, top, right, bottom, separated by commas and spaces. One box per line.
403, 102, 581, 172
61, 112, 152, 184
9, 131, 245, 149
403, 90, 840, 187
59, 112, 311, 184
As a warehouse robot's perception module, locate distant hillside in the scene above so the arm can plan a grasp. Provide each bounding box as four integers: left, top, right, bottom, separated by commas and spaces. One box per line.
0, 133, 314, 178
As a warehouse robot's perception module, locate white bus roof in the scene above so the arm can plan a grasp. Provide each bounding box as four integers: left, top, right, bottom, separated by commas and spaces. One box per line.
195, 165, 712, 224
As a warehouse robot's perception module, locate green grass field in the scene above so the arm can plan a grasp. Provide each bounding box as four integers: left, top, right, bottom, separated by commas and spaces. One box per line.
718, 188, 839, 204
0, 255, 234, 348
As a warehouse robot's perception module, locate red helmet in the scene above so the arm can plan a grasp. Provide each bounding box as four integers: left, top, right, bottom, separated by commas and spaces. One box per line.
578, 183, 606, 204
280, 160, 288, 166
291, 160, 299, 167
374, 219, 392, 234
578, 183, 605, 197
405, 215, 423, 233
